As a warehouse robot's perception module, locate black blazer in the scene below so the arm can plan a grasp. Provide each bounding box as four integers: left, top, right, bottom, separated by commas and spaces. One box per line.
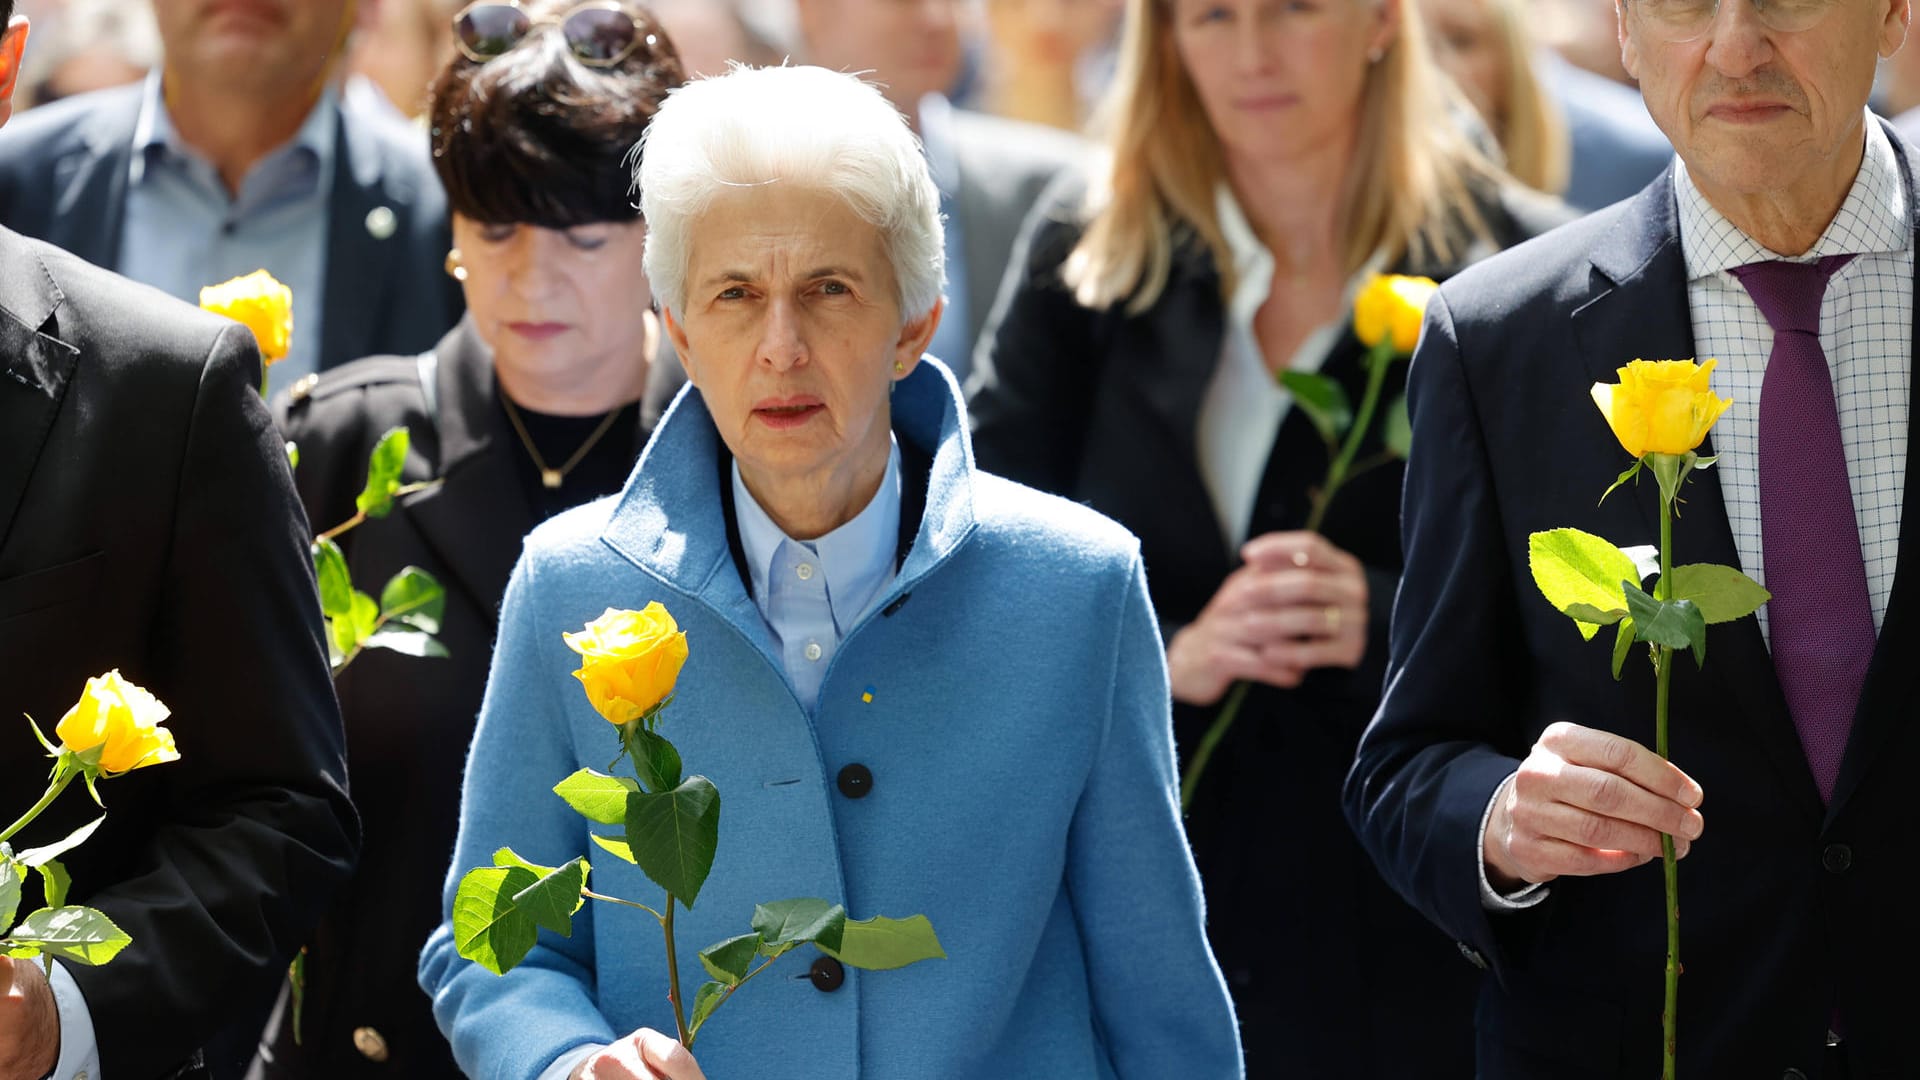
0, 226, 357, 1078
1344, 138, 1920, 1077
267, 318, 651, 1078
0, 82, 463, 374
970, 177, 1571, 1077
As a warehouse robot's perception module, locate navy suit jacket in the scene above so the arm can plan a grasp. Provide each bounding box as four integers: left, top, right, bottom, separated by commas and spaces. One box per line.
1345, 132, 1920, 1077
0, 83, 462, 374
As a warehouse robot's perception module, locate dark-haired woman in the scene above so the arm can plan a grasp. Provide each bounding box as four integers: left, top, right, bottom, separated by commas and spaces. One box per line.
259, 4, 686, 1076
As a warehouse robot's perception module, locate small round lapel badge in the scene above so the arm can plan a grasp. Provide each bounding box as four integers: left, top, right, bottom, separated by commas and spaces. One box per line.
365, 206, 398, 241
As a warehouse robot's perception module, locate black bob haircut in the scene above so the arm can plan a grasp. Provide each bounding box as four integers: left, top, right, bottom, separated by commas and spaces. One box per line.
429, 0, 686, 229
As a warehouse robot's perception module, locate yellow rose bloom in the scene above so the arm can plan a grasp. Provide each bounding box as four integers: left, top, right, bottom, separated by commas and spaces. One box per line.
563, 603, 690, 726
200, 270, 294, 364
1590, 358, 1734, 459
54, 670, 179, 774
1352, 274, 1439, 355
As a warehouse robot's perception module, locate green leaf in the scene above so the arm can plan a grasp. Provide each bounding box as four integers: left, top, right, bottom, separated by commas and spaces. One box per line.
452, 864, 540, 975
1562, 603, 1626, 627
0, 860, 20, 931
378, 567, 446, 635
590, 834, 637, 864
1668, 564, 1770, 625
355, 427, 412, 518
17, 816, 103, 869
816, 914, 945, 971
3, 906, 130, 966
491, 847, 554, 874
698, 933, 761, 986
1278, 372, 1353, 445
36, 861, 69, 909
1611, 617, 1636, 680
1528, 529, 1641, 641
1624, 583, 1708, 667
362, 627, 450, 660
285, 441, 300, 471
689, 980, 727, 1039
510, 857, 589, 936
1600, 459, 1644, 505
626, 777, 720, 910
629, 729, 683, 795
553, 770, 639, 826
751, 898, 846, 954
311, 536, 352, 619
1382, 394, 1412, 460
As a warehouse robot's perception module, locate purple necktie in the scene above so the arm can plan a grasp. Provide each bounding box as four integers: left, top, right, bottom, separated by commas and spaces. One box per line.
1728, 255, 1877, 803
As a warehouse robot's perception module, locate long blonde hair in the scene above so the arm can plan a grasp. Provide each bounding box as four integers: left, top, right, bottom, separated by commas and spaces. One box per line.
1484, 0, 1570, 194
1065, 0, 1498, 314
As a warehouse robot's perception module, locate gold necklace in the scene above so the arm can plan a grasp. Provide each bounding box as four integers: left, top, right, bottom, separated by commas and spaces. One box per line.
499, 392, 624, 489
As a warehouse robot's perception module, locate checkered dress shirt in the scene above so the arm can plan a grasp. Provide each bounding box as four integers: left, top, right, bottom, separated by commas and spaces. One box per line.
1674, 118, 1911, 643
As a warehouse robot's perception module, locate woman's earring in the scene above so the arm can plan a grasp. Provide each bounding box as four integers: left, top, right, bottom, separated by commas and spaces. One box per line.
1367, 46, 1385, 63
894, 360, 906, 375
444, 248, 468, 282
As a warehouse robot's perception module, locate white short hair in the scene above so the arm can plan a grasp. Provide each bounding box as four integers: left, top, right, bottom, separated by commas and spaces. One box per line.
636, 65, 946, 323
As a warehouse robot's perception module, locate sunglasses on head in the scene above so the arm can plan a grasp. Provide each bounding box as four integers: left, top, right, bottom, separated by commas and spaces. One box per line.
453, 1, 657, 68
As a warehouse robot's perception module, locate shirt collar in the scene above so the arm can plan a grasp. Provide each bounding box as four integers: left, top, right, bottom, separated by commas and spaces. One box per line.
1213, 182, 1387, 328
917, 92, 960, 198
731, 438, 903, 627
131, 71, 339, 190
1676, 113, 1910, 280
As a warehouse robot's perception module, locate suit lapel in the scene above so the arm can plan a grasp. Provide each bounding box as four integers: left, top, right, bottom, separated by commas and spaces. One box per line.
1573, 171, 1822, 820
0, 233, 81, 552
318, 111, 396, 373
44, 89, 139, 268
1827, 124, 1920, 819
398, 321, 534, 624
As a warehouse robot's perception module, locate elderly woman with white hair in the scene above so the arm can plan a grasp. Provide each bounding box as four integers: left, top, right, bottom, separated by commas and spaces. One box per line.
417, 64, 1243, 1080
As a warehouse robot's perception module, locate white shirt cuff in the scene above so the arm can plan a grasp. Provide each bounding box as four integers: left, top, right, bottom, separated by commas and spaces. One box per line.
48, 960, 102, 1080
1478, 772, 1549, 911
538, 1042, 608, 1080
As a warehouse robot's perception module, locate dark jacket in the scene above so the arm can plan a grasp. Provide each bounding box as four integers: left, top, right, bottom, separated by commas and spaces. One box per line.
0, 82, 462, 374
0, 225, 357, 1078
970, 175, 1572, 1078
265, 318, 650, 1078
1344, 137, 1920, 1077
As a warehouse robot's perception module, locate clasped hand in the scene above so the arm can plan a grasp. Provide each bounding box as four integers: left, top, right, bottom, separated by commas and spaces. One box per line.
0, 956, 58, 1080
1168, 531, 1369, 706
572, 1029, 708, 1080
1484, 722, 1707, 891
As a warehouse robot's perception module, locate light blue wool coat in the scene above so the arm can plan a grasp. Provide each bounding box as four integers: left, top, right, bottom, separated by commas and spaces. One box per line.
418, 359, 1243, 1080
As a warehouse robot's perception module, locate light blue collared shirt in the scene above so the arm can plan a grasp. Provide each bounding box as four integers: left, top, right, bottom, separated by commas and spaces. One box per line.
731, 442, 903, 713
120, 73, 337, 395
918, 94, 970, 384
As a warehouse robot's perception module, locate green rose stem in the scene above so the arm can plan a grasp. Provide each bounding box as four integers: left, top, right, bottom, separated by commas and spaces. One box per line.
1649, 453, 1683, 1080
1180, 338, 1397, 812
0, 763, 75, 846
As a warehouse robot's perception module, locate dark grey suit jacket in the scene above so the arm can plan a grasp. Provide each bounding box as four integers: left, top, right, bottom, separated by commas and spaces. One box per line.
947, 109, 1084, 349
0, 82, 463, 374
0, 225, 358, 1078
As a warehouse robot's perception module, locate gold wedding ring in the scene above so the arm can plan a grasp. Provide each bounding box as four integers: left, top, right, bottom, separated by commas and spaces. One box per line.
1324, 605, 1342, 633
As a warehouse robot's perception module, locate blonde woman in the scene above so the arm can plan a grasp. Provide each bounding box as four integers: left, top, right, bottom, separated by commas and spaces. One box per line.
969, 0, 1569, 1072
1422, 0, 1571, 194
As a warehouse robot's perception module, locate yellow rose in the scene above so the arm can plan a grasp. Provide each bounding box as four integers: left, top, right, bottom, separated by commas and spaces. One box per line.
1590, 358, 1733, 459
1352, 274, 1439, 355
200, 270, 294, 364
54, 670, 179, 774
563, 604, 689, 726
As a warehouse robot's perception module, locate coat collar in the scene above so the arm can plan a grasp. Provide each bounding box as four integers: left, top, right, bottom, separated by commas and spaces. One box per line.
0, 229, 82, 552
601, 357, 979, 656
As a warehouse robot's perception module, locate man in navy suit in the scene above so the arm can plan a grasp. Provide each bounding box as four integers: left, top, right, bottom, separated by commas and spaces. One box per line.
1346, 0, 1918, 1076
0, 0, 461, 395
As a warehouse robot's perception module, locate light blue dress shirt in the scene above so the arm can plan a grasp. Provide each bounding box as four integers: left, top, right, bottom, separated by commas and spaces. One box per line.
119, 74, 336, 395
731, 441, 903, 713
918, 95, 971, 385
